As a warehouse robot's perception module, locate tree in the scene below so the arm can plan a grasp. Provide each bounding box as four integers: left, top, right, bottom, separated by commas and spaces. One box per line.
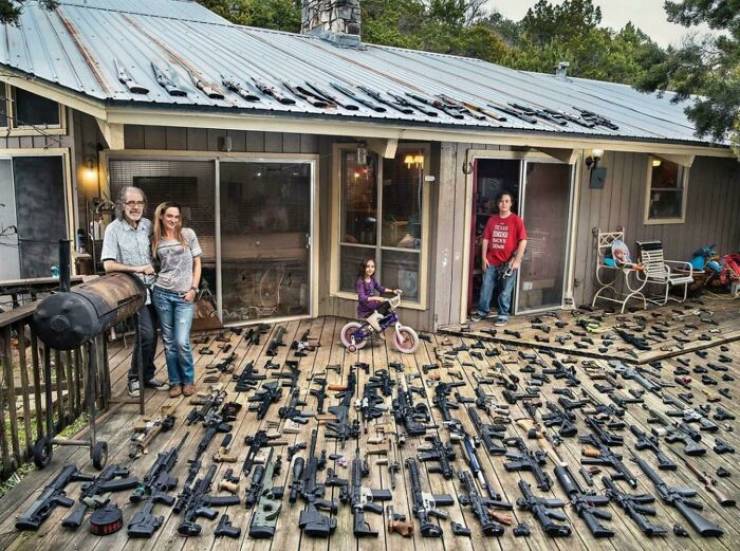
0, 0, 56, 24
197, 0, 301, 31
635, 0, 740, 146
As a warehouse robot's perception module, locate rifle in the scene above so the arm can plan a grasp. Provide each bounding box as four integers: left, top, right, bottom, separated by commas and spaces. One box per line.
541, 401, 577, 437
553, 462, 613, 538
342, 451, 393, 537
357, 380, 386, 431
128, 409, 176, 459
309, 376, 327, 414
367, 368, 395, 397
662, 395, 719, 432
62, 465, 139, 530
278, 387, 312, 424
16, 465, 94, 531
516, 479, 571, 537
214, 433, 238, 463
406, 457, 453, 537
272, 359, 301, 389
629, 425, 676, 470
392, 376, 432, 437
243, 430, 287, 475
128, 435, 187, 537
457, 470, 505, 536
185, 387, 226, 426
676, 455, 735, 507
467, 407, 507, 455
246, 448, 283, 508
248, 381, 283, 420
325, 369, 360, 447
248, 448, 286, 538
417, 434, 456, 479
580, 439, 637, 488
266, 325, 287, 356
632, 453, 723, 536
177, 464, 241, 536
504, 437, 552, 491
295, 429, 337, 537
643, 405, 706, 456
233, 360, 265, 392
602, 476, 667, 536
432, 381, 466, 422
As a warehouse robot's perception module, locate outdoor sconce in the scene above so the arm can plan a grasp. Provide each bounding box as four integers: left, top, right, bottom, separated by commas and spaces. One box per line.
585, 148, 606, 188
404, 153, 424, 169
82, 157, 98, 187
652, 158, 662, 167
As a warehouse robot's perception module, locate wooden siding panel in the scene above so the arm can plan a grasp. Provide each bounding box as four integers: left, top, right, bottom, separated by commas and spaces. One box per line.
165, 127, 187, 150
282, 133, 301, 153
246, 131, 265, 152
143, 126, 166, 150
186, 127, 208, 150
300, 134, 318, 153
264, 132, 283, 153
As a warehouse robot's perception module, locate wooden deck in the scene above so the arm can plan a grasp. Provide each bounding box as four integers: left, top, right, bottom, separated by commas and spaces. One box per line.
0, 306, 738, 551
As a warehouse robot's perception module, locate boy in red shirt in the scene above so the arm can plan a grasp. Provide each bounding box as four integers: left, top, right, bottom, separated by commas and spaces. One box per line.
471, 192, 527, 325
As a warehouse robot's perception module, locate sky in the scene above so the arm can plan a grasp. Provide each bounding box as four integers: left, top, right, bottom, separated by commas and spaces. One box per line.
485, 0, 713, 48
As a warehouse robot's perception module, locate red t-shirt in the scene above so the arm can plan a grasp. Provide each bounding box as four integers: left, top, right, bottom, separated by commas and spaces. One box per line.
482, 214, 527, 266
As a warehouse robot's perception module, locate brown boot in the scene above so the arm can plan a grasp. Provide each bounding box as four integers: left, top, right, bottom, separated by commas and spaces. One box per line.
169, 385, 182, 398
183, 384, 196, 397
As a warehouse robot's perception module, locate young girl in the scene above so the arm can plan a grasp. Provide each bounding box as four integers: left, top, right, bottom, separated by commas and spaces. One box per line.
151, 202, 202, 398
355, 257, 400, 334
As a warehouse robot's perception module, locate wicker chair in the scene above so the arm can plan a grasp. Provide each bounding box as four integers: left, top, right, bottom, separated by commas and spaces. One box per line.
591, 229, 647, 312
635, 241, 694, 305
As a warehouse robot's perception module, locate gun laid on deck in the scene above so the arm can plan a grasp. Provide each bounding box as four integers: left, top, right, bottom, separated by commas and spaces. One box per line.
176, 464, 241, 536
293, 428, 337, 537
341, 451, 393, 537
516, 479, 571, 537
553, 463, 613, 538
504, 436, 552, 491
406, 457, 454, 537
602, 476, 667, 536
248, 448, 286, 538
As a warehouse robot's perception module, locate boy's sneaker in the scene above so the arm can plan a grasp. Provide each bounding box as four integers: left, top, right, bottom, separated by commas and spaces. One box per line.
495, 317, 509, 327
145, 377, 170, 391
127, 379, 140, 397
470, 311, 483, 322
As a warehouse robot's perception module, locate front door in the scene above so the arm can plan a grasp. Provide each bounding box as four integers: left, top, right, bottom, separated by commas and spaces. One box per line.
516, 161, 573, 312
219, 161, 313, 323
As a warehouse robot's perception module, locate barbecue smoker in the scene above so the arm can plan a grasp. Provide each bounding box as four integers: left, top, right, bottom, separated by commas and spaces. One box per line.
32, 257, 147, 469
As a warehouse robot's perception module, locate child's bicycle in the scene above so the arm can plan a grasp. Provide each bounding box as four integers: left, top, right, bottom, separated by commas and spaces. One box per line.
340, 290, 419, 354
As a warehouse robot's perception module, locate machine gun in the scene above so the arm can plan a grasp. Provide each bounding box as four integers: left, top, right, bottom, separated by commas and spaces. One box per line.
467, 407, 507, 455
357, 380, 386, 431
248, 381, 283, 420
602, 476, 667, 536
662, 395, 719, 433
432, 381, 466, 422
504, 437, 552, 491
405, 457, 454, 537
581, 417, 622, 447
417, 434, 456, 479
392, 376, 433, 437
516, 479, 571, 537
233, 360, 265, 392
128, 435, 187, 538
62, 464, 139, 530
341, 451, 393, 537
176, 464, 241, 536
248, 449, 285, 538
16, 465, 94, 530
629, 425, 676, 470
632, 453, 723, 536
611, 361, 662, 394
457, 470, 505, 536
541, 401, 577, 437
580, 438, 637, 488
553, 462, 613, 538
291, 428, 337, 537
266, 325, 287, 356
325, 370, 360, 446
278, 388, 312, 424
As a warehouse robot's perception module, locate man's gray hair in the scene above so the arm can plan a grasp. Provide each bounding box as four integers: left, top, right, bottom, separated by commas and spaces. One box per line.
115, 185, 147, 219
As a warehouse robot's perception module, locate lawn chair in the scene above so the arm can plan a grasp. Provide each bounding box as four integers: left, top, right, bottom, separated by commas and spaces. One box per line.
591, 229, 647, 312
635, 241, 694, 305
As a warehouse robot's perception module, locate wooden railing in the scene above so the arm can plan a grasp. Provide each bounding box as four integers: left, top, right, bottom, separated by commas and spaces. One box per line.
0, 303, 109, 479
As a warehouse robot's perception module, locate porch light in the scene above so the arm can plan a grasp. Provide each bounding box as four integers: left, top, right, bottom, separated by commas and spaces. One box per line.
585, 148, 606, 188
404, 153, 425, 168
404, 153, 415, 168
81, 158, 98, 187
652, 158, 662, 167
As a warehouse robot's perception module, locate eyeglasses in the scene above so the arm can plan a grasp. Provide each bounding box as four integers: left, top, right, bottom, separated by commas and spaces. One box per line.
124, 201, 145, 207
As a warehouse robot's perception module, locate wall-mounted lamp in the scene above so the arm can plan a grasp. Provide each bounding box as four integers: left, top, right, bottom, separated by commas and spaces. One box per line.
81, 157, 98, 187
585, 148, 606, 188
404, 153, 424, 169
651, 158, 662, 168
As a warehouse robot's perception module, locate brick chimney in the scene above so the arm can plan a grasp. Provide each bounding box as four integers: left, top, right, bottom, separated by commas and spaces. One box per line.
301, 0, 362, 48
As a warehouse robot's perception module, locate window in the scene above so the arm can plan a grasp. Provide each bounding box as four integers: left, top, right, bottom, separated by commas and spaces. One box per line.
644, 157, 688, 224
335, 146, 428, 306
12, 87, 60, 127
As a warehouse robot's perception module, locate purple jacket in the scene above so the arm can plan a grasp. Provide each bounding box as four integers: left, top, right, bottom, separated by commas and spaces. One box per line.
356, 277, 386, 318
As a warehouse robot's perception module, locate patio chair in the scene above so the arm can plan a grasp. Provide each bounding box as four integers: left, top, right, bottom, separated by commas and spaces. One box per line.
591, 229, 647, 312
635, 241, 694, 305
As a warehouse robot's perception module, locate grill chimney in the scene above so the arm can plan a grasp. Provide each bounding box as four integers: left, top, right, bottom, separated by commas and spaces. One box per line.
301, 0, 362, 48
555, 61, 570, 79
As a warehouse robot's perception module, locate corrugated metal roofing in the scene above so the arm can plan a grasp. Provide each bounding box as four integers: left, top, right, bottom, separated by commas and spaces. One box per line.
0, 0, 724, 147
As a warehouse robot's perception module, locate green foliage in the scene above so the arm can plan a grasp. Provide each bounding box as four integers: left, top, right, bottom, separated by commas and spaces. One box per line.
198, 0, 301, 31
0, 0, 57, 25
635, 0, 739, 145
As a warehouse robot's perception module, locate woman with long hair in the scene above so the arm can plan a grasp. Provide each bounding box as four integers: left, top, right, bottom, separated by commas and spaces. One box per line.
151, 202, 202, 397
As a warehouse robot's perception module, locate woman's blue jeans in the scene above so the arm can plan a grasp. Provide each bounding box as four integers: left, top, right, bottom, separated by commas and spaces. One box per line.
152, 287, 195, 385
477, 264, 517, 320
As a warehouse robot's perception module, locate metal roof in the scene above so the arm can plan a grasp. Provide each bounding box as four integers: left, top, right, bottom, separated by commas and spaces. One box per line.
0, 0, 725, 147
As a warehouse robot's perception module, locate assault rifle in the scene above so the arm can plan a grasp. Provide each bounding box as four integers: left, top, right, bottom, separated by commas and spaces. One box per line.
432, 381, 466, 422
643, 404, 705, 456
128, 435, 187, 538
128, 409, 176, 459
632, 453, 723, 536
177, 464, 241, 536
186, 387, 226, 426
16, 465, 94, 531
504, 437, 552, 491
278, 388, 312, 424
248, 381, 283, 420
467, 407, 507, 455
294, 429, 337, 537
516, 479, 571, 537
662, 395, 719, 432
581, 417, 623, 447
406, 457, 454, 537
392, 376, 433, 437
541, 401, 577, 437
553, 463, 613, 538
629, 425, 676, 470
417, 434, 456, 479
458, 470, 505, 536
62, 465, 139, 530
266, 325, 287, 356
233, 360, 265, 392
243, 430, 287, 475
602, 476, 667, 536
614, 328, 651, 351
580, 436, 637, 488
325, 369, 360, 446
272, 359, 301, 388
357, 379, 386, 431
341, 451, 393, 537
367, 368, 394, 396
248, 448, 285, 538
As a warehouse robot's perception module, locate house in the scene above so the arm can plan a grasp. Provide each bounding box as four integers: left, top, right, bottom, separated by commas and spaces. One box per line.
0, 0, 737, 330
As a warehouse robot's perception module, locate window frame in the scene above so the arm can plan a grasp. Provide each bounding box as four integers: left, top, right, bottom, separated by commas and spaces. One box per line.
2, 83, 67, 136
331, 142, 431, 310
643, 155, 689, 225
